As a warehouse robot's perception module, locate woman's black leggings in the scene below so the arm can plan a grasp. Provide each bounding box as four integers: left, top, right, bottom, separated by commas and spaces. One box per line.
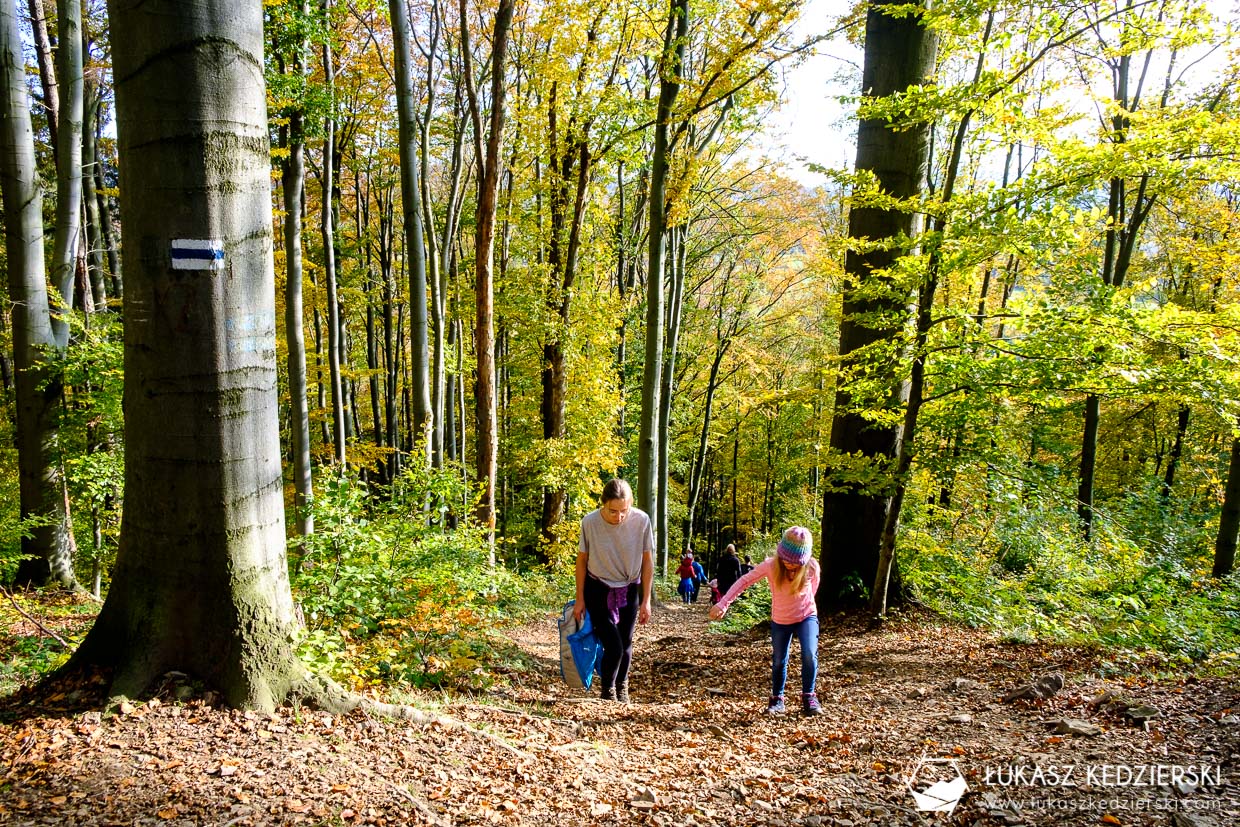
583, 577, 639, 690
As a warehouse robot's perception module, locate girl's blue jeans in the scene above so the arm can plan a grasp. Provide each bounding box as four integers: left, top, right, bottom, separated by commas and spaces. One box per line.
770, 615, 819, 696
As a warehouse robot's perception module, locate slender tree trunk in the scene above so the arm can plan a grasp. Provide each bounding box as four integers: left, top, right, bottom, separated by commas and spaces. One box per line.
50, 0, 85, 347
540, 139, 591, 552
366, 285, 384, 472
1077, 393, 1100, 538
82, 84, 108, 310
1161, 405, 1189, 500
461, 0, 515, 556
321, 18, 346, 466
1214, 429, 1240, 578
431, 88, 467, 468
819, 0, 937, 610
614, 163, 647, 448
282, 108, 314, 535
445, 316, 458, 463
2, 0, 76, 589
391, 0, 431, 465
731, 412, 739, 539
382, 244, 398, 481
684, 342, 726, 553
27, 0, 57, 153
656, 224, 687, 574
96, 152, 123, 299
638, 0, 688, 533
1079, 36, 1162, 539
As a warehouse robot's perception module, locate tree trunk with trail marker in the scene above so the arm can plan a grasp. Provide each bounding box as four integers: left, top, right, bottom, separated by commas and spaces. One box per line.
69, 0, 328, 710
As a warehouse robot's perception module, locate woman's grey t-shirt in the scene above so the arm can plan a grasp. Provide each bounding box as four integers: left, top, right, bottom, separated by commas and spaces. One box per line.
579, 508, 654, 587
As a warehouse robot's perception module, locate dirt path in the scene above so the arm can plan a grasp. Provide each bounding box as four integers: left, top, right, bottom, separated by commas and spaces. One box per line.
1, 601, 1236, 826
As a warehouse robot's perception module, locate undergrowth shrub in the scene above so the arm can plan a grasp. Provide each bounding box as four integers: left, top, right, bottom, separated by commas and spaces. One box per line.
902, 475, 1240, 668
290, 467, 558, 692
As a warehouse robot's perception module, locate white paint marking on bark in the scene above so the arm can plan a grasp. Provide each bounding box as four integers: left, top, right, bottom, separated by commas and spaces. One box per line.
170, 238, 225, 270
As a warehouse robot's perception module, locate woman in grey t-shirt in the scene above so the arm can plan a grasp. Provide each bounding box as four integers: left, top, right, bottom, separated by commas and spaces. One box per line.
574, 479, 653, 703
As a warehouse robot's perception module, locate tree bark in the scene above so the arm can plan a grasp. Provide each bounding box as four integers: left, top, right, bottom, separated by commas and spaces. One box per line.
95, 131, 123, 298
684, 339, 727, 555
638, 0, 688, 536
321, 12, 346, 467
461, 0, 515, 556
1214, 431, 1240, 579
656, 224, 687, 574
2, 0, 76, 589
69, 0, 305, 706
50, 0, 85, 347
81, 82, 108, 310
27, 0, 57, 154
391, 0, 432, 466
540, 133, 591, 553
1161, 404, 1189, 500
282, 105, 314, 535
819, 0, 937, 610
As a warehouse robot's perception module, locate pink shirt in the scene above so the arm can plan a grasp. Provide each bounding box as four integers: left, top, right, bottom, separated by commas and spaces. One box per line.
716, 556, 820, 625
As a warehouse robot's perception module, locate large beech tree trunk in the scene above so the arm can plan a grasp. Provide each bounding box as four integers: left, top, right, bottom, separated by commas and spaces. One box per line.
69, 0, 306, 708
818, 1, 937, 610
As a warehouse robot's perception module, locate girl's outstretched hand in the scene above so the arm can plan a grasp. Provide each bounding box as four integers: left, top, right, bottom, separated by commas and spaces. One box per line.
708, 604, 725, 621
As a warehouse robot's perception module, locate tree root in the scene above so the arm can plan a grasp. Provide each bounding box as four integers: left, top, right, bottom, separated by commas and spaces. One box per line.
292, 672, 446, 724
291, 673, 533, 759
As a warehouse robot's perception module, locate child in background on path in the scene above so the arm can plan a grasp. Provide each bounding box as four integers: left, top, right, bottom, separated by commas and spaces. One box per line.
676, 554, 697, 603
708, 526, 822, 716
690, 556, 707, 603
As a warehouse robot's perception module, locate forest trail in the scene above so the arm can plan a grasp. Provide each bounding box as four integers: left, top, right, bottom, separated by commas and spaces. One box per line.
1, 600, 1236, 826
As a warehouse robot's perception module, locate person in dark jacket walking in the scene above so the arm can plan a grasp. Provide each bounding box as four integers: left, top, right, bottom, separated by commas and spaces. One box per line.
716, 544, 743, 598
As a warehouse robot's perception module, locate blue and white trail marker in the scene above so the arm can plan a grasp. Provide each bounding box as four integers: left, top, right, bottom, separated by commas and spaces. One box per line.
170, 239, 226, 271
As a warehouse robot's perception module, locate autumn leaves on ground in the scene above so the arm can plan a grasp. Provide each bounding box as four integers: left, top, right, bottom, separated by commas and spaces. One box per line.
1, 599, 1237, 827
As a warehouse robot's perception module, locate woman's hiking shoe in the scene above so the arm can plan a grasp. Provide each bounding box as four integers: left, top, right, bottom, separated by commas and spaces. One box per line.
616, 682, 630, 704
765, 695, 786, 714
599, 686, 616, 701
801, 693, 822, 716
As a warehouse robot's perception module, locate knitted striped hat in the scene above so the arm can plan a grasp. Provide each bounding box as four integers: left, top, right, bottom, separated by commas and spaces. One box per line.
776, 526, 812, 565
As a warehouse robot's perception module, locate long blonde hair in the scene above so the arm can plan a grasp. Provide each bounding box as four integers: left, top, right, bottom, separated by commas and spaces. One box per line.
771, 557, 810, 594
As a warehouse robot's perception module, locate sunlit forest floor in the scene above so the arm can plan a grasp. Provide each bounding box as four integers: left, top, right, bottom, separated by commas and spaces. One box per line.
0, 599, 1236, 826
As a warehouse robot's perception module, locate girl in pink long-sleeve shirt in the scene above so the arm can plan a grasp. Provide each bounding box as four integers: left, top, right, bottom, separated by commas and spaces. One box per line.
709, 526, 822, 716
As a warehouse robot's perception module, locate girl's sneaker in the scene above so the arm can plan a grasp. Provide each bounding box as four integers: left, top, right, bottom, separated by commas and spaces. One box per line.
766, 695, 786, 714
802, 692, 822, 716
